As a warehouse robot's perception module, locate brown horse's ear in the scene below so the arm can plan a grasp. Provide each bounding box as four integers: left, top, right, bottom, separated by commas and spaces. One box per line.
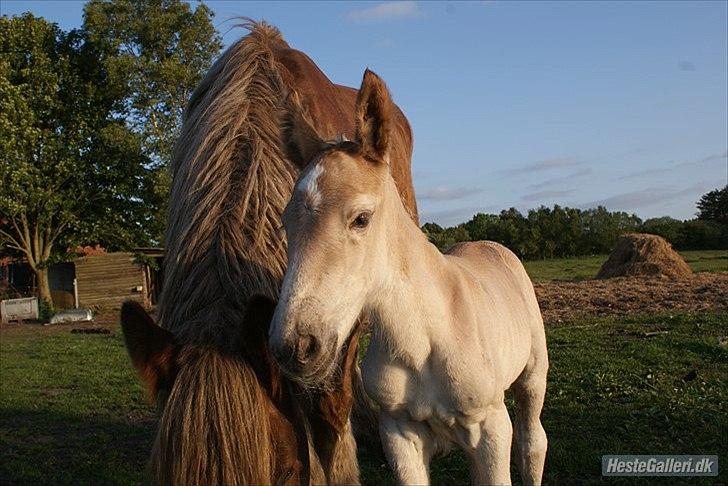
308, 320, 364, 441
120, 301, 177, 402
285, 92, 328, 168
242, 294, 282, 397
355, 69, 394, 164
243, 294, 277, 341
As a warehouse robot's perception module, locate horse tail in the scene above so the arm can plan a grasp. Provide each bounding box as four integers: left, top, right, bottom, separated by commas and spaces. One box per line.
150, 348, 274, 485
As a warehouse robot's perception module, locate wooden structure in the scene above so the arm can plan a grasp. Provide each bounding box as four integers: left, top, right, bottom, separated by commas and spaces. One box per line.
3, 250, 164, 310
74, 252, 147, 308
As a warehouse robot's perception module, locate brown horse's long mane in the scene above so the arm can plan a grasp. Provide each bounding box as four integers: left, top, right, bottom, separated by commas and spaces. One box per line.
151, 22, 306, 485
161, 21, 295, 345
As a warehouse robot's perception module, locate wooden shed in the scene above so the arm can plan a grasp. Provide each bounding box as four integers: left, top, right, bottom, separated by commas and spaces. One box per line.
74, 252, 147, 309
4, 250, 164, 310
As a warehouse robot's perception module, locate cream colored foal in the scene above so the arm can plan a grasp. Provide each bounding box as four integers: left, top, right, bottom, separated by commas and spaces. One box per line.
269, 69, 548, 486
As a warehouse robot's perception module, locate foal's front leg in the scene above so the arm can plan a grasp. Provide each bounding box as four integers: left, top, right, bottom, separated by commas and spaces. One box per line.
470, 402, 513, 486
379, 413, 434, 485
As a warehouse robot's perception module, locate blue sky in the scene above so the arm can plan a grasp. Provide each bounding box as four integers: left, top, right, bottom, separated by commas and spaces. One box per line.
2, 1, 726, 225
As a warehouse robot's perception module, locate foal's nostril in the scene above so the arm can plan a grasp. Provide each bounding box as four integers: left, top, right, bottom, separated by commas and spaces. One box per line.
295, 333, 320, 364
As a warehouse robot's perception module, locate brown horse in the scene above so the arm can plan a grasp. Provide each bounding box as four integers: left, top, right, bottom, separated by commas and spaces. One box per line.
120, 21, 418, 485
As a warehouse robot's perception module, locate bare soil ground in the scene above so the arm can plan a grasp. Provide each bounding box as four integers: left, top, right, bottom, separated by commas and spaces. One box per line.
535, 272, 728, 325
4, 273, 726, 331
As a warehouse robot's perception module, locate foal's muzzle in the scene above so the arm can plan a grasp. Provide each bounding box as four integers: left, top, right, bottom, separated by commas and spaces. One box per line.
270, 327, 336, 381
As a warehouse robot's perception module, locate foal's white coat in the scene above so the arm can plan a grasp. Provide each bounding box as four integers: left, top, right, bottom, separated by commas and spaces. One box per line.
361, 206, 548, 486
270, 70, 548, 485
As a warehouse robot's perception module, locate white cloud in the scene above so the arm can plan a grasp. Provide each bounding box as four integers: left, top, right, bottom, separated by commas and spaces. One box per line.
499, 157, 582, 177
348, 1, 422, 21
616, 150, 727, 181
418, 186, 482, 202
580, 181, 714, 212
520, 189, 575, 202
526, 168, 592, 190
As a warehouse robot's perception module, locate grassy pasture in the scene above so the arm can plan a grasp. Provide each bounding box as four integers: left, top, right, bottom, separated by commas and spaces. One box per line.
523, 249, 727, 282
1, 250, 725, 484
1, 311, 726, 485
0, 325, 153, 485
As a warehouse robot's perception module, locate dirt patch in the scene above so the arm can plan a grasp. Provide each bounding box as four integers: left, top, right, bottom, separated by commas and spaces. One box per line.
535, 272, 728, 325
0, 307, 150, 335
596, 233, 692, 279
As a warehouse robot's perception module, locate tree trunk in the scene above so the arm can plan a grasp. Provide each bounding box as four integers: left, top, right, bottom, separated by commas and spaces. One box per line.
36, 266, 53, 307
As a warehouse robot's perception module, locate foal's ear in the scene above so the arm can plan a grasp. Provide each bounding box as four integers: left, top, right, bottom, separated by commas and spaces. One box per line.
355, 69, 394, 164
120, 301, 177, 401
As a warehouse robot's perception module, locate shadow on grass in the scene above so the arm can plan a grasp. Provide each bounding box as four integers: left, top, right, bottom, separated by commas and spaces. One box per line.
0, 407, 155, 485
359, 399, 726, 486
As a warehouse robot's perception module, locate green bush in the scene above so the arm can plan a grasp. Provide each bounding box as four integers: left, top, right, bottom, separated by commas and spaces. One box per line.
37, 299, 55, 322
422, 204, 727, 259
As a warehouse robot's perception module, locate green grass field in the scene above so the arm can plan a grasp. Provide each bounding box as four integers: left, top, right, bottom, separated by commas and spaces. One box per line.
2, 311, 726, 485
0, 326, 153, 485
1, 250, 725, 484
524, 249, 727, 282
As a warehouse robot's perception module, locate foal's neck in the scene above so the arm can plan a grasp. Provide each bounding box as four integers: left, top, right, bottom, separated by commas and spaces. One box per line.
368, 179, 458, 365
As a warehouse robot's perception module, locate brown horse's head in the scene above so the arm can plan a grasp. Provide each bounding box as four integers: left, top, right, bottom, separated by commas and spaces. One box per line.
120, 298, 306, 486
121, 295, 363, 485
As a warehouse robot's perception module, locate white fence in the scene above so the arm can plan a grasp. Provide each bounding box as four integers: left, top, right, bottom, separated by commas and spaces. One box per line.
0, 297, 39, 323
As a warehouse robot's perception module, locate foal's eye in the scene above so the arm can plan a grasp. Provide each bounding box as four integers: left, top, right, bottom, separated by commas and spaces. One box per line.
351, 212, 371, 230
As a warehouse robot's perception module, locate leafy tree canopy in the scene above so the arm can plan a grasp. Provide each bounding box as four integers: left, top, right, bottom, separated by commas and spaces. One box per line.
697, 185, 728, 225
0, 13, 151, 302
83, 0, 222, 243
421, 200, 725, 259
1, 3, 221, 305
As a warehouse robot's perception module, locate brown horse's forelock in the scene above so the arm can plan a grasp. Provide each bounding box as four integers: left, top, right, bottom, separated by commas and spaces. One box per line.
150, 22, 305, 485
150, 347, 274, 486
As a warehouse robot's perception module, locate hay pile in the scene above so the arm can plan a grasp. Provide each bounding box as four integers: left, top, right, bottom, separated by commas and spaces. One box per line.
596, 233, 693, 279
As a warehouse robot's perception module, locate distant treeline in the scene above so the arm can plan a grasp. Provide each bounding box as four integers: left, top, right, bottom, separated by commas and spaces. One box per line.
421, 187, 728, 260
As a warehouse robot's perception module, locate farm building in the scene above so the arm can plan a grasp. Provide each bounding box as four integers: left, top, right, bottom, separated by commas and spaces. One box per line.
1, 249, 163, 309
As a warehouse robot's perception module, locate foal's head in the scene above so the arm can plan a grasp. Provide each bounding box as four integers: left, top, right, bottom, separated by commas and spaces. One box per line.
270, 70, 401, 384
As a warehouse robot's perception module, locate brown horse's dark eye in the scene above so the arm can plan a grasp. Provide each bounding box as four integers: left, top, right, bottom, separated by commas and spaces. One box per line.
351, 212, 371, 229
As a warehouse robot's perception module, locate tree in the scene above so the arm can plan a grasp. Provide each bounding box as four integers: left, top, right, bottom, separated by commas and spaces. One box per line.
676, 220, 725, 250
464, 213, 499, 241
0, 14, 149, 305
421, 222, 470, 251
641, 216, 683, 243
697, 186, 728, 224
83, 0, 222, 243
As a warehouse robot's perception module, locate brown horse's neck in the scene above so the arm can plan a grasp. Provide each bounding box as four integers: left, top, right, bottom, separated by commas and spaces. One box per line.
160, 26, 296, 343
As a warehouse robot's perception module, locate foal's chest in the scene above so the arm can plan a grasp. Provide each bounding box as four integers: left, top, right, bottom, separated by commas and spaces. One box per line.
362, 339, 498, 435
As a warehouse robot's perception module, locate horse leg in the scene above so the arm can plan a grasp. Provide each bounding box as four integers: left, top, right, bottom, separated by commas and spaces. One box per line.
379, 413, 434, 485
470, 401, 513, 485
512, 349, 548, 486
